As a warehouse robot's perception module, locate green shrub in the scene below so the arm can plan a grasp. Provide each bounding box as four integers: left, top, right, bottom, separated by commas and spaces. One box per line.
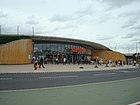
0, 35, 31, 44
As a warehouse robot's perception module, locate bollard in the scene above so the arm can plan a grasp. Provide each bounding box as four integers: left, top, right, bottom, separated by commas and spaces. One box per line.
94, 65, 98, 68
79, 64, 84, 69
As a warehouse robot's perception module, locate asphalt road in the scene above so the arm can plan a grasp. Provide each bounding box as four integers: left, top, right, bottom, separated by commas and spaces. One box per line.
0, 68, 140, 91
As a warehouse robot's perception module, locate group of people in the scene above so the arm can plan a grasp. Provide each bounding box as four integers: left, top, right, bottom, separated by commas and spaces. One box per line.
33, 57, 45, 70
32, 55, 136, 70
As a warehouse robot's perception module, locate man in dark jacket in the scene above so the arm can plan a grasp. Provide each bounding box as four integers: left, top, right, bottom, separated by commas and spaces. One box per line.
39, 57, 45, 68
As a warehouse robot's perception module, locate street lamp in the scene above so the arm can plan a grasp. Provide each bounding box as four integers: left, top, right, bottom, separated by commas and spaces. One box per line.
32, 27, 35, 37
0, 25, 1, 35
17, 26, 19, 35
136, 42, 140, 64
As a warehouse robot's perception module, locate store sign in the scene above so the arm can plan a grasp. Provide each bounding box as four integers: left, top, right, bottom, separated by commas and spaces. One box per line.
71, 48, 88, 53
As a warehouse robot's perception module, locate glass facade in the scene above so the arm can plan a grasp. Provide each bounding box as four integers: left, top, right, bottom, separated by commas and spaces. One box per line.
33, 42, 91, 64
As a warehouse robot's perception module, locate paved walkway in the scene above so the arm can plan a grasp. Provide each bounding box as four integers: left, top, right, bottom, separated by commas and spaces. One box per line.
0, 64, 137, 73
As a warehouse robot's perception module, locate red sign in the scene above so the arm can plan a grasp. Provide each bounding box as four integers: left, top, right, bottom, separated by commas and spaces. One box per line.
71, 48, 88, 53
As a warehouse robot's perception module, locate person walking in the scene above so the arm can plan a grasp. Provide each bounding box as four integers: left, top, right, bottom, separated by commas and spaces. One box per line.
39, 57, 45, 68
133, 60, 136, 66
34, 60, 38, 70
63, 57, 66, 65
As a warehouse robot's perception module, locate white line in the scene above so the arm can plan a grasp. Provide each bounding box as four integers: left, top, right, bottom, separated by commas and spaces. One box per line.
39, 75, 78, 79
120, 71, 139, 73
94, 73, 115, 76
128, 101, 140, 105
0, 78, 12, 80
0, 77, 140, 93
121, 71, 130, 73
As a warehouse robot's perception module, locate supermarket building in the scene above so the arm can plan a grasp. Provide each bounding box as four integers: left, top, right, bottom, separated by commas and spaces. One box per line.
0, 35, 126, 64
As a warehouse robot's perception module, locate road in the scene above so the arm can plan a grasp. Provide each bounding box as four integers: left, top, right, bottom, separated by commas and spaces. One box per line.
0, 68, 140, 91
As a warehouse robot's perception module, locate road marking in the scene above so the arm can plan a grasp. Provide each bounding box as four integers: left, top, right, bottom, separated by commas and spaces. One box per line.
94, 73, 115, 76
120, 71, 139, 73
128, 101, 140, 105
121, 71, 131, 73
0, 77, 140, 93
0, 78, 12, 80
39, 75, 78, 79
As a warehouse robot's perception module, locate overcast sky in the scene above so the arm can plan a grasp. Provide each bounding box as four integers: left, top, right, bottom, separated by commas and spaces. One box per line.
0, 0, 140, 54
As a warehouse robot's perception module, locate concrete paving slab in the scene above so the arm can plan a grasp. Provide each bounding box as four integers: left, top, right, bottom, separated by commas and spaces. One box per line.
0, 64, 136, 73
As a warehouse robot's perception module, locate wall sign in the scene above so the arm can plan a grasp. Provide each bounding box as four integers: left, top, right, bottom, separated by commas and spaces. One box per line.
71, 48, 88, 53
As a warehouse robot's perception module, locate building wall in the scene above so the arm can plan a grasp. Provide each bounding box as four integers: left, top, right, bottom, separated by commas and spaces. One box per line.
0, 39, 33, 64
92, 50, 126, 63
0, 36, 126, 64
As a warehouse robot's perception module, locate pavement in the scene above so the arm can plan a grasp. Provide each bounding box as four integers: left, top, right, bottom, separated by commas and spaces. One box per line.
0, 63, 137, 73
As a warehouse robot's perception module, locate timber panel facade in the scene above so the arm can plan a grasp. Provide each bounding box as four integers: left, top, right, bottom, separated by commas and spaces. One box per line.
92, 50, 126, 62
0, 39, 33, 64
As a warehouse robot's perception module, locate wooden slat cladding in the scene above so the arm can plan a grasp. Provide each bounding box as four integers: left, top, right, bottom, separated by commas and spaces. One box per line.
92, 50, 126, 62
0, 39, 33, 64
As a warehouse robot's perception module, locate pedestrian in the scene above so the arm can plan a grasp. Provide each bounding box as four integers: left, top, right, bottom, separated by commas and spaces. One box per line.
133, 60, 136, 66
34, 60, 38, 70
118, 60, 121, 66
63, 57, 66, 65
39, 57, 45, 68
105, 60, 109, 67
54, 57, 59, 64
115, 60, 118, 66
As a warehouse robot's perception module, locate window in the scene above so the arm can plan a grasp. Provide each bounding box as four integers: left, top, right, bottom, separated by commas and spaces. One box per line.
58, 43, 62, 53
38, 44, 42, 52
42, 43, 46, 51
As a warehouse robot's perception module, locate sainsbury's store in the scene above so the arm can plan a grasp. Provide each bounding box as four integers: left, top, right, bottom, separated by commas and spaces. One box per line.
0, 35, 126, 64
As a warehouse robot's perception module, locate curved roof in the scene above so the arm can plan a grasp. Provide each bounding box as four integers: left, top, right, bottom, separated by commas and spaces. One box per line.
32, 36, 110, 50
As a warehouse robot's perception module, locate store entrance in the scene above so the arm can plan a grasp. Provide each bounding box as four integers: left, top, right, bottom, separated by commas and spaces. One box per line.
67, 53, 89, 64
33, 52, 91, 64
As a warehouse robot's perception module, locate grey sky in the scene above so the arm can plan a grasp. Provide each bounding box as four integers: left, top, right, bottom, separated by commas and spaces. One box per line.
0, 0, 140, 53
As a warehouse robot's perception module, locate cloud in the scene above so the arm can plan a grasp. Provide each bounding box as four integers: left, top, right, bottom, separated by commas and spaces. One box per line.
123, 34, 134, 39
99, 12, 112, 23
50, 2, 95, 23
0, 11, 8, 18
130, 25, 140, 30
130, 38, 140, 42
26, 20, 39, 25
119, 9, 140, 18
26, 16, 39, 25
120, 10, 140, 29
121, 24, 133, 29
96, 35, 113, 41
1, 25, 18, 34
50, 15, 75, 22
130, 36, 140, 42
121, 20, 137, 29
102, 0, 139, 8
118, 10, 140, 25
123, 31, 140, 39
75, 5, 94, 17
128, 31, 140, 36
54, 24, 78, 31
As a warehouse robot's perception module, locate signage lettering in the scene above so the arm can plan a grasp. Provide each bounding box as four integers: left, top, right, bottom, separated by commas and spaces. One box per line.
71, 48, 88, 53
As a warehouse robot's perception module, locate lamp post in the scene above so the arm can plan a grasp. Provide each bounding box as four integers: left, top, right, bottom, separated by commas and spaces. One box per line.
136, 42, 140, 65
32, 27, 35, 37
0, 25, 1, 35
17, 26, 19, 35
